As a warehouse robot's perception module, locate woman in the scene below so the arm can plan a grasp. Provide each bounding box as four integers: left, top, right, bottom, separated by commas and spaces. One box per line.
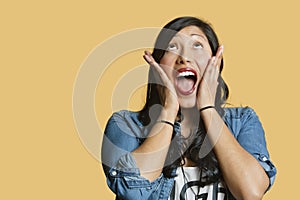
101, 16, 276, 200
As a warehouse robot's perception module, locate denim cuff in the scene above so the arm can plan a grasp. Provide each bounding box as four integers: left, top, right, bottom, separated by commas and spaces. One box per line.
254, 153, 277, 190
109, 153, 140, 176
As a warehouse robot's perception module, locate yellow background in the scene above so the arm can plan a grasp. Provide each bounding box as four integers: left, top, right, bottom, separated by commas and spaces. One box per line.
1, 0, 299, 199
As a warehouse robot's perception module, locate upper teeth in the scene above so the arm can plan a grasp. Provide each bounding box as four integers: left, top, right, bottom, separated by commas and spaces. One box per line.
177, 71, 195, 78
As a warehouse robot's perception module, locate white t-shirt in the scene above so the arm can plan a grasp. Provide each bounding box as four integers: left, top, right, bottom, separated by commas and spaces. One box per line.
169, 167, 228, 200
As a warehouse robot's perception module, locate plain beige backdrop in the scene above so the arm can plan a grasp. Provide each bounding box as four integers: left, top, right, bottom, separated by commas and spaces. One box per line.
1, 0, 299, 199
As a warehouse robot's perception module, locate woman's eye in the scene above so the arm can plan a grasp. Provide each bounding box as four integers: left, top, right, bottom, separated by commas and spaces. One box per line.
167, 43, 178, 51
193, 42, 203, 49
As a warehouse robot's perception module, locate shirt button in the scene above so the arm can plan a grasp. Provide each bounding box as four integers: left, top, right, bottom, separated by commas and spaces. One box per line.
111, 171, 117, 176
263, 157, 268, 161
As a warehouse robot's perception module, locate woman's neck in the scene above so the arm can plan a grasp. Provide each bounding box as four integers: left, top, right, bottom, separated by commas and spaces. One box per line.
180, 107, 200, 138
181, 107, 200, 126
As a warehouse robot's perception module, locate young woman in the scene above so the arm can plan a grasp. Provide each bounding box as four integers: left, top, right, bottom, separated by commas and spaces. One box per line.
101, 16, 276, 200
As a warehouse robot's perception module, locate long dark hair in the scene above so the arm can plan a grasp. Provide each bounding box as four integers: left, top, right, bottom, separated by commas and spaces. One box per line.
138, 17, 229, 184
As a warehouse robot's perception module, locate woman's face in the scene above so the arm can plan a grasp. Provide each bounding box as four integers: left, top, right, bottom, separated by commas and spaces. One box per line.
159, 25, 213, 108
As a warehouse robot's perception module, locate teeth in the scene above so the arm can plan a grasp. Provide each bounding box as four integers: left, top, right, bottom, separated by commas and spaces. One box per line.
177, 71, 195, 78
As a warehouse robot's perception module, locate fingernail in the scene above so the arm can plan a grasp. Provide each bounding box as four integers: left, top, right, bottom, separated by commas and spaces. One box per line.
145, 50, 151, 56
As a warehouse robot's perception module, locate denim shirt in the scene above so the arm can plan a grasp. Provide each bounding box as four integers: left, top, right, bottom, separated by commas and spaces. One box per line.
101, 107, 276, 200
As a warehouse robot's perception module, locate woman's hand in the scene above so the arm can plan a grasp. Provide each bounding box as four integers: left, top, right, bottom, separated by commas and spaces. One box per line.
197, 46, 224, 109
143, 51, 179, 115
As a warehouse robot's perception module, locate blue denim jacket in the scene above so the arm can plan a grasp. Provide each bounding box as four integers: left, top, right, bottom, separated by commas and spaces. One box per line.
102, 107, 276, 200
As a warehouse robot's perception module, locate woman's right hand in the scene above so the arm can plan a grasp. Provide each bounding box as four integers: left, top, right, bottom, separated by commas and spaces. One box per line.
143, 51, 179, 116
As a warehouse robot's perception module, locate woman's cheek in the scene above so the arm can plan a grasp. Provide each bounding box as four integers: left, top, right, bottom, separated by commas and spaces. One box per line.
193, 51, 211, 75
160, 57, 177, 81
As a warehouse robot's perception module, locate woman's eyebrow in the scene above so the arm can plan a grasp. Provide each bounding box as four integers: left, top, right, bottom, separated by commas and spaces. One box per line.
191, 34, 208, 41
171, 33, 208, 42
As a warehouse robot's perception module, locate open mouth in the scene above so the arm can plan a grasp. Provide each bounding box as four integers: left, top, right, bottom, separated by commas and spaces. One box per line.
174, 68, 198, 95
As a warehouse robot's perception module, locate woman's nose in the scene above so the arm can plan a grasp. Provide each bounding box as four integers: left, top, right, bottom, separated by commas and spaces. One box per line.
176, 54, 191, 65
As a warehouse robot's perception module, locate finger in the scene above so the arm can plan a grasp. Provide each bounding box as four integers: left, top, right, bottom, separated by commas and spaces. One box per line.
143, 53, 162, 82
143, 51, 166, 76
143, 51, 173, 89
143, 51, 157, 66
215, 45, 224, 58
205, 56, 216, 74
215, 45, 224, 70
203, 55, 219, 81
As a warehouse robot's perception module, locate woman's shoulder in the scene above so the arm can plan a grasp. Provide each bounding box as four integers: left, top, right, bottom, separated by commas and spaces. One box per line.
105, 110, 145, 138
111, 109, 136, 118
110, 110, 143, 126
223, 106, 257, 119
222, 106, 263, 138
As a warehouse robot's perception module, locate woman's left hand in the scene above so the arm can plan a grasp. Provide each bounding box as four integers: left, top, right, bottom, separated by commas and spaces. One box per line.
197, 45, 224, 110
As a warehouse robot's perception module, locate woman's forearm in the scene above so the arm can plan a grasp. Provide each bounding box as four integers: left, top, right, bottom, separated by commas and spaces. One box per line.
201, 108, 269, 200
131, 108, 177, 182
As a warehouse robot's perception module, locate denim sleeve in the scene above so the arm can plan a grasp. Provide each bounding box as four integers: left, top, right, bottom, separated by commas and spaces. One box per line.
101, 111, 166, 199
237, 108, 277, 190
